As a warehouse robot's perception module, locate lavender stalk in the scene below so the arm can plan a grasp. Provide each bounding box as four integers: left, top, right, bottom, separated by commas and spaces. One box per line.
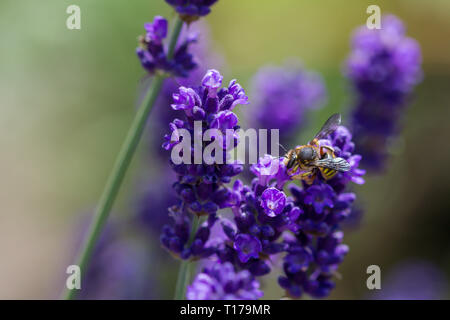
174, 215, 202, 300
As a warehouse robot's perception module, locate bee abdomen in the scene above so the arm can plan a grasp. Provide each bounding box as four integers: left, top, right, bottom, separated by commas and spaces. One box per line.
320, 167, 337, 179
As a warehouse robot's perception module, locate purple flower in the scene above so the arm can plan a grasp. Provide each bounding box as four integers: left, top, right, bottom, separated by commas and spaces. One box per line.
260, 187, 287, 217
250, 154, 289, 188
186, 262, 263, 300
345, 14, 422, 171
162, 120, 184, 150
227, 80, 249, 110
171, 87, 201, 111
303, 184, 335, 214
284, 247, 313, 274
136, 16, 197, 77
166, 0, 218, 22
211, 110, 238, 132
144, 16, 168, 44
247, 61, 326, 143
233, 234, 262, 263
202, 69, 223, 97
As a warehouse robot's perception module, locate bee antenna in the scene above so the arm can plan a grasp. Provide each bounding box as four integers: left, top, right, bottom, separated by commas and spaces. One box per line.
278, 143, 288, 153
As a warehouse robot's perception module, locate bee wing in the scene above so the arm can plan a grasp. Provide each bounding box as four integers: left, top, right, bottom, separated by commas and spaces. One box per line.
313, 157, 351, 172
312, 113, 341, 141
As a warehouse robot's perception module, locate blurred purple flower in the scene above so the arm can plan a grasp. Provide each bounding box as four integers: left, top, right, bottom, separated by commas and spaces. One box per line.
135, 170, 178, 235
75, 220, 157, 299
166, 0, 218, 22
247, 61, 326, 143
345, 14, 422, 171
371, 260, 448, 300
186, 262, 263, 300
144, 16, 168, 44
136, 16, 197, 77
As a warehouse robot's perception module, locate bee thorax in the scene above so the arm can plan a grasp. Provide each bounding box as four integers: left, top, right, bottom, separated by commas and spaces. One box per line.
298, 147, 316, 161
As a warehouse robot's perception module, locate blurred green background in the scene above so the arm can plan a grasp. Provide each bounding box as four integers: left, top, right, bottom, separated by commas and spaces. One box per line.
1, 0, 449, 299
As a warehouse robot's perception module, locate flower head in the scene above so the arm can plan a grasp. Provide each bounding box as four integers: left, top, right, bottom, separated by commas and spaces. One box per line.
250, 154, 289, 188
144, 16, 168, 44
171, 87, 201, 111
137, 16, 197, 77
187, 262, 263, 300
166, 0, 218, 22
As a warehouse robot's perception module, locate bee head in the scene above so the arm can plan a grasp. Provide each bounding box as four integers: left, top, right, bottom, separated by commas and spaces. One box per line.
298, 147, 316, 162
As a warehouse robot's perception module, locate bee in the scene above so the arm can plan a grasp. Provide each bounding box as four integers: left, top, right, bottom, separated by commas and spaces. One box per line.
283, 113, 350, 184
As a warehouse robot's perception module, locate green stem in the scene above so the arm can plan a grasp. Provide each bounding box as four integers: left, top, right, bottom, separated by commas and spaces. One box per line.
167, 17, 183, 59
173, 215, 203, 300
64, 17, 184, 300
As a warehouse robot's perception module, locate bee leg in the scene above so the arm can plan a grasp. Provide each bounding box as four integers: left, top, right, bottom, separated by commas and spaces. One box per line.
303, 172, 316, 185
290, 167, 305, 180
291, 171, 315, 183
287, 163, 300, 175
291, 173, 303, 180
320, 145, 335, 158
310, 139, 320, 148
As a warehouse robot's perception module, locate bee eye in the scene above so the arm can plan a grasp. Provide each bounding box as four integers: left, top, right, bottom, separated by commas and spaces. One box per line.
287, 155, 296, 169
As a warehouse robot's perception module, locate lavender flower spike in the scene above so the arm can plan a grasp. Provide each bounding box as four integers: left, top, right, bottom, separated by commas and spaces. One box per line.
345, 14, 422, 171
279, 124, 364, 298
166, 0, 218, 22
187, 262, 263, 300
161, 69, 248, 260
137, 16, 197, 77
